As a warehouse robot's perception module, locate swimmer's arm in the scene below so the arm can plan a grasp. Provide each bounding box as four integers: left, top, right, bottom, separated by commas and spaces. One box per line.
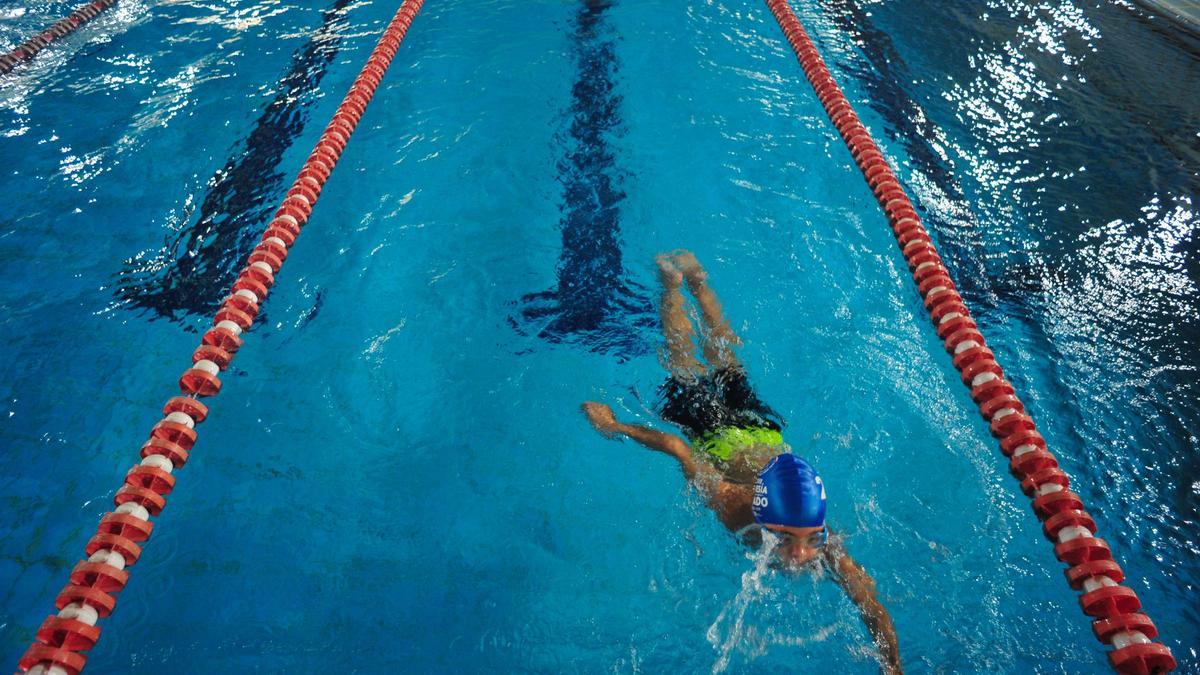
582, 402, 703, 475
609, 421, 749, 525
831, 544, 902, 675
581, 402, 747, 525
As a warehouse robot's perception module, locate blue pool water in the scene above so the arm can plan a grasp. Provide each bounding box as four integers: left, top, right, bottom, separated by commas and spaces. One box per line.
2, 0, 1198, 672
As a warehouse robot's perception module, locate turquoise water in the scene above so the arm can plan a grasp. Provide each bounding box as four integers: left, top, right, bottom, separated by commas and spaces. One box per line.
1, 0, 1197, 672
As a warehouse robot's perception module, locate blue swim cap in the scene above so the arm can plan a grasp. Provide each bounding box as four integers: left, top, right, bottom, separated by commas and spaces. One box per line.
752, 453, 826, 528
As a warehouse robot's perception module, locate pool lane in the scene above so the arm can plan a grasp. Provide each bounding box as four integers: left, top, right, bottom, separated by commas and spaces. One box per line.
0, 0, 424, 670
801, 0, 1200, 666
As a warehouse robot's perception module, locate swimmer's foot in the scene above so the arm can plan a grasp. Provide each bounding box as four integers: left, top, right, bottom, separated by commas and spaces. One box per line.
656, 253, 684, 289
673, 249, 743, 355
672, 250, 708, 287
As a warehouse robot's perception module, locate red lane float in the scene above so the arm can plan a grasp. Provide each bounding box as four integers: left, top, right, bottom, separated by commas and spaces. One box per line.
761, 1, 1176, 673
0, 0, 118, 76
16, 0, 425, 672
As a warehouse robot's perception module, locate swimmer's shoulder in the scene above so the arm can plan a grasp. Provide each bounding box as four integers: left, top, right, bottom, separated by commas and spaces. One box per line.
712, 481, 754, 532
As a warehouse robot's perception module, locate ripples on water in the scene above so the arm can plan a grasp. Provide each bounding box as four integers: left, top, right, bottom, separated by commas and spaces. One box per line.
814, 0, 1200, 658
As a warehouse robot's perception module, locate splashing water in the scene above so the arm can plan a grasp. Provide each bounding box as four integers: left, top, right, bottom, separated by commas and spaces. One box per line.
707, 532, 777, 673
705, 530, 837, 672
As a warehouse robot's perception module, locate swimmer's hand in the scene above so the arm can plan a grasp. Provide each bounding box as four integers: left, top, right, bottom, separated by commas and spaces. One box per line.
829, 543, 903, 675
581, 401, 620, 438
580, 402, 691, 464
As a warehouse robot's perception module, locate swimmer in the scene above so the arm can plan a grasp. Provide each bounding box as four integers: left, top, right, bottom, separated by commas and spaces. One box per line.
582, 250, 902, 674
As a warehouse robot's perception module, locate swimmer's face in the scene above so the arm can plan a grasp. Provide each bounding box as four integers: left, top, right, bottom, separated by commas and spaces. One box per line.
766, 524, 826, 568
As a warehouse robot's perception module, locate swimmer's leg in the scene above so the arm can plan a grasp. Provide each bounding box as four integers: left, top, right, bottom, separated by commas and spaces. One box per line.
673, 250, 742, 371
657, 254, 704, 378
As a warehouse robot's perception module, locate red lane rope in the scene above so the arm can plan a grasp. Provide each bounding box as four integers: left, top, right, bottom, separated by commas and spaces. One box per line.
762, 1, 1176, 673
16, 1, 424, 672
0, 0, 118, 76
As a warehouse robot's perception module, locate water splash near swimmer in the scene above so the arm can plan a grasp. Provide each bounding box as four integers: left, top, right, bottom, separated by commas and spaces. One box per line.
706, 530, 837, 672
705, 531, 771, 672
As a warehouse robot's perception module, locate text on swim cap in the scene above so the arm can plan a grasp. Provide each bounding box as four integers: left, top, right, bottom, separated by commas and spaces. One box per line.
753, 483, 768, 509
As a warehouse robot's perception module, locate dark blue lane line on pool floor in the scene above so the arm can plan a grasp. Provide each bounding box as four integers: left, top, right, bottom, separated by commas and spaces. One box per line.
511, 0, 655, 362
114, 0, 354, 323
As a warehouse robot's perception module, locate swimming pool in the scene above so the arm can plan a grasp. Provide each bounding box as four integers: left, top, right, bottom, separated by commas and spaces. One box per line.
2, 0, 1197, 671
